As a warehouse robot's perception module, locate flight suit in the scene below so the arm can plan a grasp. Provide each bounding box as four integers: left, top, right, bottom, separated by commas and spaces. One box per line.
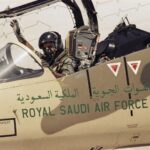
55, 55, 75, 75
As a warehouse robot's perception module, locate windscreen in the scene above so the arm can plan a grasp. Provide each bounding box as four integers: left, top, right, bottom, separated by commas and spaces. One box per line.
0, 43, 43, 83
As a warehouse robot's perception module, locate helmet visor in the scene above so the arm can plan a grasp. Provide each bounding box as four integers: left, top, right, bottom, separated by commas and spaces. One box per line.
42, 41, 56, 49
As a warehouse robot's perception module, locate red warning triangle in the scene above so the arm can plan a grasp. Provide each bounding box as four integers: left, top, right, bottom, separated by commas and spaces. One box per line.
111, 65, 118, 72
107, 62, 121, 77
131, 63, 138, 70
127, 60, 141, 75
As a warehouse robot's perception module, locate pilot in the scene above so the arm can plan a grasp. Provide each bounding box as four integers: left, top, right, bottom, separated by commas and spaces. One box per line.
38, 31, 64, 67
11, 19, 77, 77
38, 32, 77, 75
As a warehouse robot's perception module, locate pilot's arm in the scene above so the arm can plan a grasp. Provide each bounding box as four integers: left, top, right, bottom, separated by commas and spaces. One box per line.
10, 20, 48, 67
10, 20, 34, 51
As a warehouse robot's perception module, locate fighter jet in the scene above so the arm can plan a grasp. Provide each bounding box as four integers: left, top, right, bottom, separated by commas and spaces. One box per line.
0, 0, 150, 150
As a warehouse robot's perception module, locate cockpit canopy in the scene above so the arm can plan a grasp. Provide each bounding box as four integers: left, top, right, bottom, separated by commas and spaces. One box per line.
0, 0, 99, 33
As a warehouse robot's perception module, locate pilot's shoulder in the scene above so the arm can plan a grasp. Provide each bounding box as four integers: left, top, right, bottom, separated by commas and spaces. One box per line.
55, 51, 68, 62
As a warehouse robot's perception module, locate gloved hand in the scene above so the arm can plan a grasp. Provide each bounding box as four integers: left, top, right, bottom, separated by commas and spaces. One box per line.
10, 19, 21, 35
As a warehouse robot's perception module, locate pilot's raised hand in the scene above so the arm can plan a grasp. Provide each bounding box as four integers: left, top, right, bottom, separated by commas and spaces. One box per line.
10, 19, 21, 35
10, 19, 35, 51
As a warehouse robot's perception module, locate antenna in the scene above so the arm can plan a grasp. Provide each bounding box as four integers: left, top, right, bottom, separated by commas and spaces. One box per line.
125, 16, 130, 25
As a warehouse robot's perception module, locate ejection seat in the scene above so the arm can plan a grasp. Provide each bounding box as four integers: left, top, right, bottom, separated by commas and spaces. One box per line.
65, 25, 98, 70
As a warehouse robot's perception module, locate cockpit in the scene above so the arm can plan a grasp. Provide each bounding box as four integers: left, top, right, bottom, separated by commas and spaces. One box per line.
0, 0, 100, 79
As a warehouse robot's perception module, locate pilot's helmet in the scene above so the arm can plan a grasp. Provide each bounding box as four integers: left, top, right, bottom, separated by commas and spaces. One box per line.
38, 31, 63, 51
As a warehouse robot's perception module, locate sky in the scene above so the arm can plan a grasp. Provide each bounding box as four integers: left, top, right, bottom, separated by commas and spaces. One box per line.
0, 0, 33, 11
